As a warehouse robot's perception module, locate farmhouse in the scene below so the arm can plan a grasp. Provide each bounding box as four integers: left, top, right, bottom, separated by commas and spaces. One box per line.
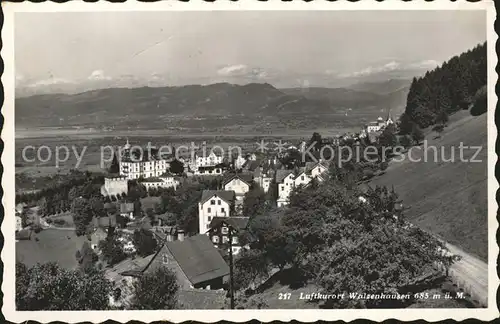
198, 190, 235, 233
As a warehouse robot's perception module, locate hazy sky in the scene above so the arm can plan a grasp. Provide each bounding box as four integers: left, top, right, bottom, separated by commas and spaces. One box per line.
15, 10, 486, 87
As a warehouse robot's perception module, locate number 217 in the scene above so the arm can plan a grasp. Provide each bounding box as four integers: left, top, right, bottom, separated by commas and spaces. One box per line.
278, 293, 291, 300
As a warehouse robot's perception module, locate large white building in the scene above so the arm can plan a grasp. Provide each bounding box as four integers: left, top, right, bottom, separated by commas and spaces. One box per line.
140, 175, 180, 191
198, 190, 235, 233
118, 141, 171, 179
276, 162, 329, 207
365, 111, 394, 134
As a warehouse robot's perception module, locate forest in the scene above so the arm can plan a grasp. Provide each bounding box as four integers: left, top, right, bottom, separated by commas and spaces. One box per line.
400, 42, 486, 133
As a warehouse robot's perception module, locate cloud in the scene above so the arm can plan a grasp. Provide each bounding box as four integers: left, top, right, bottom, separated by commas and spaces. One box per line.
339, 61, 401, 78
217, 64, 249, 76
337, 59, 441, 78
88, 69, 112, 81
408, 59, 440, 70
26, 77, 73, 88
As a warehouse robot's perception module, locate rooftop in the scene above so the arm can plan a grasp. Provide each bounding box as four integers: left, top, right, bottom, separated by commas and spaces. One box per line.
163, 235, 230, 285
276, 170, 293, 183
209, 216, 250, 231
200, 190, 235, 205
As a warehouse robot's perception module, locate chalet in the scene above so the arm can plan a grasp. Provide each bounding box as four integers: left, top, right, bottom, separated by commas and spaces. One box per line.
208, 216, 250, 255
198, 190, 235, 233
223, 174, 252, 199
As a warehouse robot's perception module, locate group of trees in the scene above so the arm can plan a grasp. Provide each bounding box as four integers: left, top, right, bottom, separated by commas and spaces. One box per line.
16, 262, 112, 310
234, 164, 454, 308
400, 42, 486, 132
16, 170, 104, 210
16, 260, 179, 310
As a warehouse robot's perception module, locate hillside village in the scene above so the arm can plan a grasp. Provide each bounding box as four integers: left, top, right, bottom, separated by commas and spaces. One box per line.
14, 42, 487, 310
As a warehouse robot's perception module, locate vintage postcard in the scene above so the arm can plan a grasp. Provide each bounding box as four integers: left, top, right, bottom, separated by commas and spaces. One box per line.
1, 0, 498, 322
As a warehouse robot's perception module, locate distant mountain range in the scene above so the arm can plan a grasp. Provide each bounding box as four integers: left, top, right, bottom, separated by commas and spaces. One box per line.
15, 79, 410, 130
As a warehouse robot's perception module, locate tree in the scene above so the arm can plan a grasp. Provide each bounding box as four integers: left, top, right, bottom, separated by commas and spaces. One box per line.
309, 132, 323, 151
242, 186, 269, 218
411, 124, 424, 145
38, 197, 49, 216
108, 152, 120, 174
98, 236, 127, 266
131, 266, 179, 310
90, 196, 106, 218
16, 262, 111, 310
378, 124, 398, 149
399, 135, 413, 149
71, 197, 94, 236
76, 241, 98, 272
133, 228, 158, 257
169, 159, 184, 175
233, 249, 269, 291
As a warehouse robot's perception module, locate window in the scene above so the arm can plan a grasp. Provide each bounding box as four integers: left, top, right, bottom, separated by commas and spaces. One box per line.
301, 175, 304, 180
206, 224, 210, 229
208, 208, 211, 213
232, 237, 238, 245
223, 236, 229, 243
210, 200, 215, 205
218, 200, 221, 205
212, 236, 219, 243
222, 227, 228, 234
208, 216, 212, 221
221, 208, 225, 213
162, 254, 169, 264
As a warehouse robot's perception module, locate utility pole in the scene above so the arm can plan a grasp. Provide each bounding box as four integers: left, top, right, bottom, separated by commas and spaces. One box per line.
228, 225, 235, 309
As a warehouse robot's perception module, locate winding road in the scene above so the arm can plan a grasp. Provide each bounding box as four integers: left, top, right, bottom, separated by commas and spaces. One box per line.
446, 242, 488, 306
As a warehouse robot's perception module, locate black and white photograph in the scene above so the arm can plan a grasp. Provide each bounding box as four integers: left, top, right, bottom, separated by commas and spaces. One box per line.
2, 1, 498, 322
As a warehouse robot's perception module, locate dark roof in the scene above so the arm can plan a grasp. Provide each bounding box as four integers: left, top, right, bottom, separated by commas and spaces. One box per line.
165, 235, 230, 285
222, 173, 253, 187
120, 203, 135, 213
243, 160, 261, 171
200, 190, 235, 205
177, 289, 227, 309
209, 217, 249, 231
198, 165, 222, 171
276, 170, 293, 183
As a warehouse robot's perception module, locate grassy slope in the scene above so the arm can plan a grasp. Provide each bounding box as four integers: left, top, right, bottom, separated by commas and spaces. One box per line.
370, 110, 488, 261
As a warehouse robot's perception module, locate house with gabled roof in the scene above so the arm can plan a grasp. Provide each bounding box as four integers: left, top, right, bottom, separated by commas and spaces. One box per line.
276, 170, 294, 207
208, 216, 250, 255
198, 190, 235, 233
105, 232, 229, 308
223, 174, 252, 198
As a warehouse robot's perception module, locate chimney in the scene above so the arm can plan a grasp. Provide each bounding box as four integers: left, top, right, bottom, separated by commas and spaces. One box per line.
178, 229, 185, 242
